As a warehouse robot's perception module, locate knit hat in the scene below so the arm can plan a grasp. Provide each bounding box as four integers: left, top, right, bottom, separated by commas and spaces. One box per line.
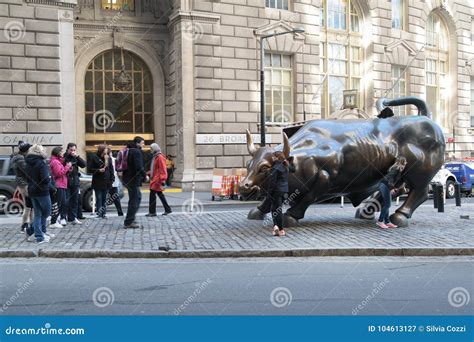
19, 142, 32, 153
150, 143, 161, 154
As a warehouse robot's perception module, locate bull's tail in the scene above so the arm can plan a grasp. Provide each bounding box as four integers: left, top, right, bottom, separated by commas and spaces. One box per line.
376, 96, 430, 117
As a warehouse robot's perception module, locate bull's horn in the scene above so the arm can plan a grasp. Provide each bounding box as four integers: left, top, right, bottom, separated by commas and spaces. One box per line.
246, 129, 257, 156
282, 132, 290, 158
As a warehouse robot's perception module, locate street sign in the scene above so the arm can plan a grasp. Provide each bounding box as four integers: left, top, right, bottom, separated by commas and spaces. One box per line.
0, 134, 64, 146
196, 134, 273, 144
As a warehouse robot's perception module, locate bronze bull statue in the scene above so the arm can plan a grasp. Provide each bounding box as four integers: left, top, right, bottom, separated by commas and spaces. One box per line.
238, 97, 445, 227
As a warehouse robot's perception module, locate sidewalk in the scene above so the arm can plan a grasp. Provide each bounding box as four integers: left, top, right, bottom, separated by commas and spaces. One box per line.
1, 200, 473, 258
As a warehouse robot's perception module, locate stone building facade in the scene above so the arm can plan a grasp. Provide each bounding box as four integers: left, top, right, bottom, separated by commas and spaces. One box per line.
1, 0, 473, 190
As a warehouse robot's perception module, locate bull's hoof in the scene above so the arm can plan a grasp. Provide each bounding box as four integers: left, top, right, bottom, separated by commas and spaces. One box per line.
355, 208, 375, 220
283, 214, 299, 227
390, 212, 409, 227
247, 207, 266, 220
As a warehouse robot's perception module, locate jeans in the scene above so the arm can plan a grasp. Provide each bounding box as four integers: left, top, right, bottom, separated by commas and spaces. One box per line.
108, 187, 123, 216
94, 189, 108, 218
270, 191, 285, 230
56, 188, 67, 221
378, 182, 391, 224
124, 185, 141, 225
149, 190, 171, 214
67, 185, 80, 221
31, 195, 51, 242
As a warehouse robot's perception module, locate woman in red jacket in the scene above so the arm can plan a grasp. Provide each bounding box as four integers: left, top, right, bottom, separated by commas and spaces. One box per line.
50, 146, 72, 226
146, 143, 172, 216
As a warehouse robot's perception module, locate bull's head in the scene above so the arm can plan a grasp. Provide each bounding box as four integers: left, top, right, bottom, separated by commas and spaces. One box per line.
238, 129, 290, 199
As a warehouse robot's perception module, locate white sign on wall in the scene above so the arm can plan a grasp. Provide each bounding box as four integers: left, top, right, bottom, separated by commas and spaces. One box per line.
195, 134, 273, 145
0, 134, 64, 146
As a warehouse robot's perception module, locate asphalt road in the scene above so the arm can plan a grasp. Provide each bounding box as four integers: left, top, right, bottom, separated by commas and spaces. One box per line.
0, 257, 472, 315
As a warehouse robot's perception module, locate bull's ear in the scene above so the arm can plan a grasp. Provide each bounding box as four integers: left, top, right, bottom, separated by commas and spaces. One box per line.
246, 129, 257, 156
282, 132, 290, 158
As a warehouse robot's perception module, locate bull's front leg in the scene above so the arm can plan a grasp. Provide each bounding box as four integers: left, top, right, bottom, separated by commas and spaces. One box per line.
247, 195, 272, 220
390, 184, 429, 227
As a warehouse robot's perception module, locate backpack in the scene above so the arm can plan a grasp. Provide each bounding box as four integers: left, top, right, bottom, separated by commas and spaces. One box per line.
116, 148, 129, 172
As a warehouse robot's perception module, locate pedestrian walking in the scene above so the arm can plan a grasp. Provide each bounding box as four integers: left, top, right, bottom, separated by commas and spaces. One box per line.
123, 136, 146, 229
165, 155, 175, 186
25, 144, 54, 244
146, 143, 172, 217
376, 156, 407, 229
64, 142, 86, 225
267, 151, 294, 237
10, 142, 33, 231
50, 146, 72, 226
88, 144, 114, 219
107, 147, 123, 216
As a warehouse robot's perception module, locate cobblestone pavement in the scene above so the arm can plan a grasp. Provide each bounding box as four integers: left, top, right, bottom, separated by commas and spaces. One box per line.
0, 202, 473, 254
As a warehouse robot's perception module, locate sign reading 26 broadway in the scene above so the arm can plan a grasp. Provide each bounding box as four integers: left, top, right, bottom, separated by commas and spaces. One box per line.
195, 134, 272, 145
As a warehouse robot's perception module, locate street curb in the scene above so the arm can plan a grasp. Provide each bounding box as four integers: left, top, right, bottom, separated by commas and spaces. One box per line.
0, 247, 472, 259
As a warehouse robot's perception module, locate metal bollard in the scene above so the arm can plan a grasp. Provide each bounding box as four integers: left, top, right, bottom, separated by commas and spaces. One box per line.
340, 196, 344, 208
436, 185, 444, 213
433, 184, 439, 209
454, 183, 462, 207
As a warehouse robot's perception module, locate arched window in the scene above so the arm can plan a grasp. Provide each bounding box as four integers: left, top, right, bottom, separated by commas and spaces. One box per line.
425, 13, 449, 128
84, 49, 153, 147
320, 0, 362, 118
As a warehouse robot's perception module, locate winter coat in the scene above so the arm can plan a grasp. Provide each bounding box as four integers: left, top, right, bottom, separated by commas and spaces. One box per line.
267, 161, 291, 195
88, 154, 114, 190
50, 155, 71, 189
150, 153, 168, 192
63, 153, 86, 188
11, 153, 28, 186
123, 147, 146, 187
25, 148, 51, 197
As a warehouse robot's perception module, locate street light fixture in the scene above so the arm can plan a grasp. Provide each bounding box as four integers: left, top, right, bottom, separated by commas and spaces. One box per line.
259, 27, 305, 146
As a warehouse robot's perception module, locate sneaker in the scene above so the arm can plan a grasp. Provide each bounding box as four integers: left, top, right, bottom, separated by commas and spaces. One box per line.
49, 222, 63, 229
145, 213, 157, 217
60, 219, 67, 226
386, 222, 398, 228
37, 239, 49, 245
72, 219, 82, 225
21, 223, 28, 232
162, 211, 172, 216
26, 233, 35, 242
124, 223, 141, 229
272, 226, 280, 236
376, 221, 389, 229
279, 229, 286, 237
45, 232, 55, 238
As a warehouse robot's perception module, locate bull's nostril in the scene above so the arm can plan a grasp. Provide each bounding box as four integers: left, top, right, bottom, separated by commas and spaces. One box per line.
244, 183, 250, 188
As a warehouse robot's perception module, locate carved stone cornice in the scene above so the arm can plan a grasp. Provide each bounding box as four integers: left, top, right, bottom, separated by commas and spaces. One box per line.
168, 11, 220, 27
25, 0, 77, 8
74, 22, 168, 34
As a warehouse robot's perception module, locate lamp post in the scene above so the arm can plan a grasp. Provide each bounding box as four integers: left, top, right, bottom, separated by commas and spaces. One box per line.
259, 27, 305, 146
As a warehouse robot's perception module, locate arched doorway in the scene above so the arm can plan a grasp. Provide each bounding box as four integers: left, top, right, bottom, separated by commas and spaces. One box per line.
84, 49, 154, 151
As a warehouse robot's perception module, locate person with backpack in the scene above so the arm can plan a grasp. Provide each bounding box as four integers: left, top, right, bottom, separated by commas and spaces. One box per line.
88, 144, 114, 218
11, 142, 33, 232
123, 137, 146, 229
64, 142, 86, 225
25, 144, 54, 244
50, 146, 72, 226
146, 143, 172, 217
107, 147, 123, 216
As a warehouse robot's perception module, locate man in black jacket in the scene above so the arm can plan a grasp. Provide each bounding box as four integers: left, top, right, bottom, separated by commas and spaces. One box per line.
123, 136, 146, 228
64, 143, 86, 225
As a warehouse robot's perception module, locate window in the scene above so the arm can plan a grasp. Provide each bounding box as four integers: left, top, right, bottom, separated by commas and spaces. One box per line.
265, 0, 289, 10
85, 49, 153, 136
471, 77, 474, 127
391, 66, 407, 115
320, 0, 362, 117
391, 0, 404, 30
425, 13, 449, 128
102, 0, 134, 11
265, 53, 293, 123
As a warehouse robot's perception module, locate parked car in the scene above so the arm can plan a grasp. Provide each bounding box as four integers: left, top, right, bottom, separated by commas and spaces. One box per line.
429, 167, 458, 199
445, 162, 474, 196
0, 155, 123, 214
